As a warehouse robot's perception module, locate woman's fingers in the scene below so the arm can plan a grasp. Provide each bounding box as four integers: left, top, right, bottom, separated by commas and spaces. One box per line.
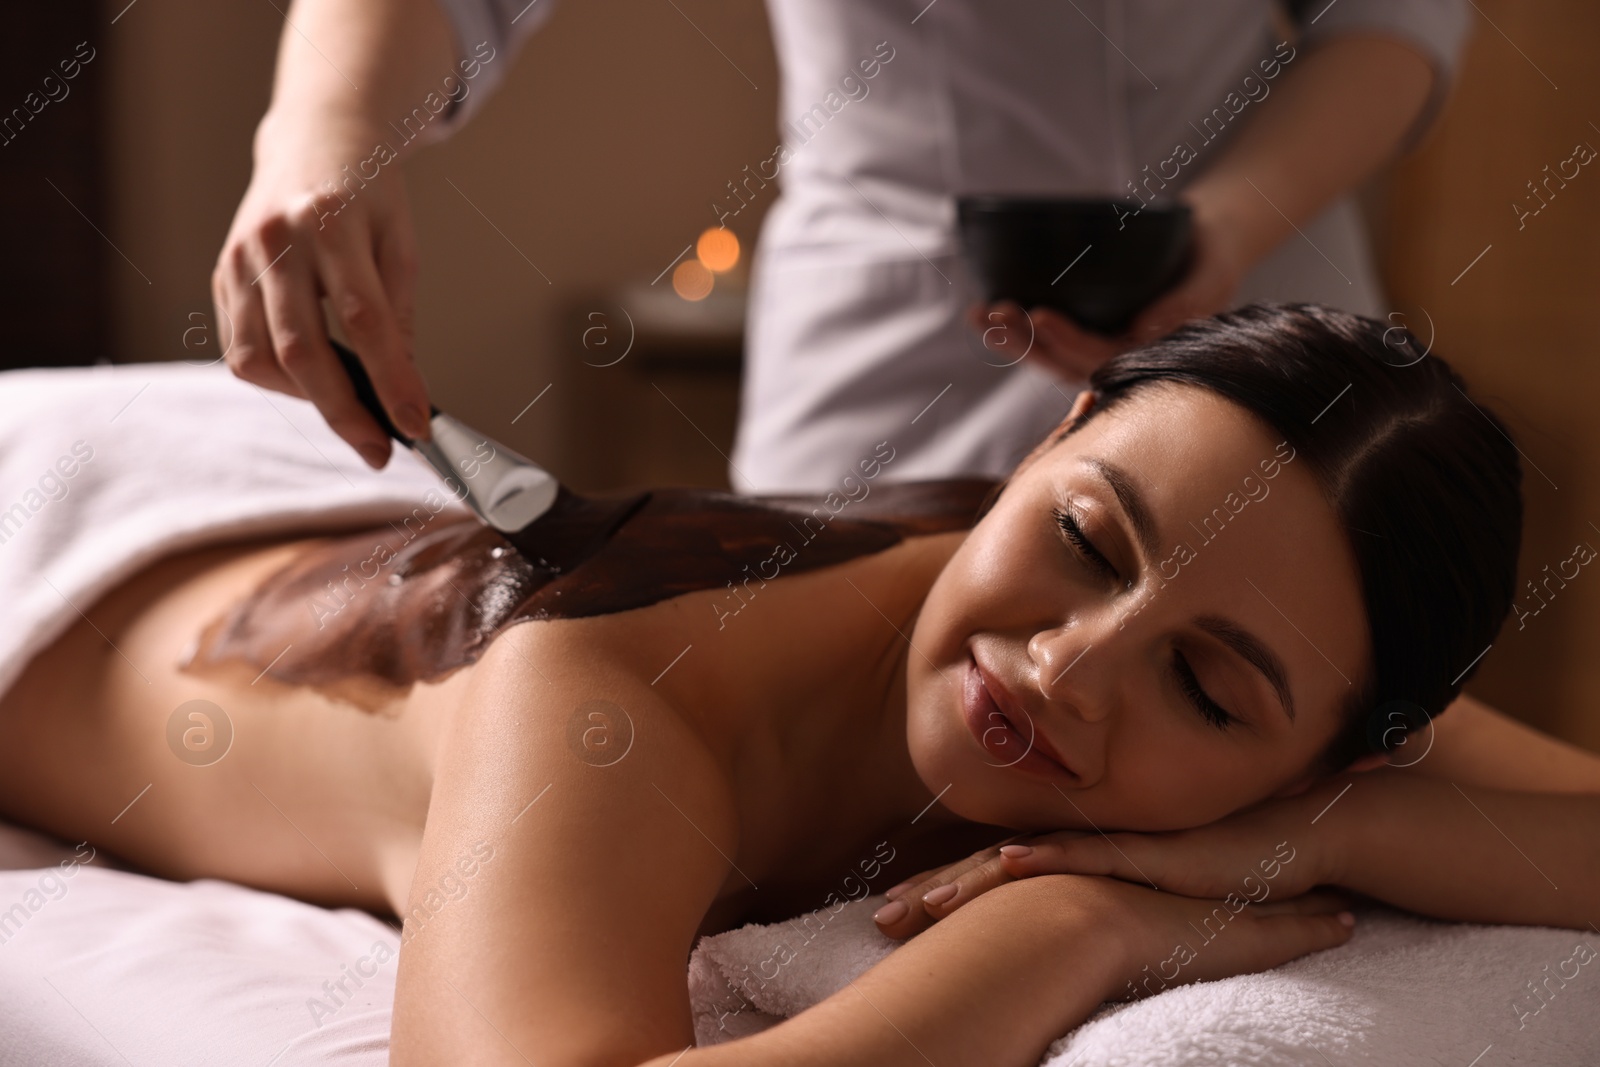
1238, 907, 1356, 973
872, 838, 1030, 940
883, 867, 939, 902
1246, 888, 1360, 918
999, 830, 1153, 885
1115, 884, 1358, 997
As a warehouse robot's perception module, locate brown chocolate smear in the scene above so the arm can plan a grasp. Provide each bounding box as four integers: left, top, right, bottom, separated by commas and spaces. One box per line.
181, 478, 997, 713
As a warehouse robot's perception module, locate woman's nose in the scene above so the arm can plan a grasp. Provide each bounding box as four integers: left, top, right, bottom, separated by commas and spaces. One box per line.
1027, 626, 1110, 723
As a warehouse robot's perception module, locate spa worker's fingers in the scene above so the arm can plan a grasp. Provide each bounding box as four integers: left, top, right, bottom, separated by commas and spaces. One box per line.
213, 212, 306, 402
1028, 306, 1130, 377
1123, 190, 1248, 345
214, 139, 432, 469
965, 301, 1129, 382
315, 208, 428, 454
254, 232, 398, 469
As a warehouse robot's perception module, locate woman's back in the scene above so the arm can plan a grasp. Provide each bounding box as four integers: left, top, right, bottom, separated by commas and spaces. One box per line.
0, 479, 996, 928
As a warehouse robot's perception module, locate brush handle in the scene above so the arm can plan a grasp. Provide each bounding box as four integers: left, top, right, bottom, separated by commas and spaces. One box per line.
328, 337, 439, 447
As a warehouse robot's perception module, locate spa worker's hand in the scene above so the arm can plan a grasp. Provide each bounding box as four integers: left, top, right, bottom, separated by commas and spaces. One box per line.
211, 0, 459, 470
964, 188, 1249, 381
965, 32, 1437, 384
873, 782, 1352, 941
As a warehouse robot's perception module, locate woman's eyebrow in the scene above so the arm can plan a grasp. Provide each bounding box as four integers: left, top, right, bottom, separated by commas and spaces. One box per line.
1084, 457, 1160, 561
1082, 457, 1298, 724
1192, 613, 1298, 724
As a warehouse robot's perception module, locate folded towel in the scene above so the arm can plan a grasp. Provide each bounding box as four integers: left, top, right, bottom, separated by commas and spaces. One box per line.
689, 893, 1600, 1065
0, 362, 461, 704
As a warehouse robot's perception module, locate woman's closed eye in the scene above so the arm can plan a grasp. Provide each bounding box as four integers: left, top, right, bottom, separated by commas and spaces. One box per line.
1171, 647, 1235, 729
1052, 505, 1123, 585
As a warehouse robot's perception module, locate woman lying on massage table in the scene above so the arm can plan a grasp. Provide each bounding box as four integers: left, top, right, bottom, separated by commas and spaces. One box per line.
0, 302, 1596, 1067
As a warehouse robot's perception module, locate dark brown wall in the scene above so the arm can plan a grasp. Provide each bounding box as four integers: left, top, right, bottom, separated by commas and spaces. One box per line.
0, 8, 109, 369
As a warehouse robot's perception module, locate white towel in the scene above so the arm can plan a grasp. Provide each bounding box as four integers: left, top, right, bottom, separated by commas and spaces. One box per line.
0, 361, 463, 704
688, 893, 1600, 1065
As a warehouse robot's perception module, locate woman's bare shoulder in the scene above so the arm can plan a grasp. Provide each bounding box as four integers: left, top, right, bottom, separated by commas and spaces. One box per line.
1403, 692, 1600, 794
392, 620, 741, 1064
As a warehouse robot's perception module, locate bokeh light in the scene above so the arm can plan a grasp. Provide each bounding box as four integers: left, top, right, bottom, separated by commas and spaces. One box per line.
696, 227, 740, 273
672, 259, 714, 301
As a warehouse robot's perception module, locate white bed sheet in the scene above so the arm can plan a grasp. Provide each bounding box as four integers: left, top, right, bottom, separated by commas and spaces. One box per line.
5, 813, 1598, 1067
0, 823, 395, 1067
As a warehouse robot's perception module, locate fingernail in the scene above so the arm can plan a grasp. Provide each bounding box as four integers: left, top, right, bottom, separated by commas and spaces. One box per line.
885, 880, 915, 901
394, 404, 429, 440
921, 884, 957, 906
872, 900, 908, 925
999, 844, 1033, 858
1337, 911, 1355, 928
358, 442, 389, 468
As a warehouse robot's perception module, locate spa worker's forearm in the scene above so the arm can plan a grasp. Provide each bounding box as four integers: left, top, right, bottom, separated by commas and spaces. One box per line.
255, 0, 459, 158
1320, 771, 1600, 930
641, 877, 1126, 1067
1184, 32, 1435, 270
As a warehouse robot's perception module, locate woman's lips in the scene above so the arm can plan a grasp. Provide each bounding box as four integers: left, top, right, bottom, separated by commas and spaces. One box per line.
961, 655, 1074, 780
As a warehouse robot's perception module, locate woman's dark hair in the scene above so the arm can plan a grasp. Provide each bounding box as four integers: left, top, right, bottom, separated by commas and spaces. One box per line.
995, 302, 1523, 772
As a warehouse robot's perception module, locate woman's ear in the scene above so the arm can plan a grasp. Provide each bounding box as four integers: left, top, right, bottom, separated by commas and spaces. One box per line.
1342, 752, 1390, 774
1065, 387, 1096, 424
1007, 389, 1098, 485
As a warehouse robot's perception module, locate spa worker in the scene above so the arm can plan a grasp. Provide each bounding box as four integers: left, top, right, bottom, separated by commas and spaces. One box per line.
212, 0, 1470, 490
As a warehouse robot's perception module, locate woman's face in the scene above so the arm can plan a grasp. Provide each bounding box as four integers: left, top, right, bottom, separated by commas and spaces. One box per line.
905, 383, 1369, 832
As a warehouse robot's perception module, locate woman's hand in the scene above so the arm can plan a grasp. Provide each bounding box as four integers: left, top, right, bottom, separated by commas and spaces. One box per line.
874, 785, 1345, 940
963, 188, 1253, 382
212, 116, 432, 470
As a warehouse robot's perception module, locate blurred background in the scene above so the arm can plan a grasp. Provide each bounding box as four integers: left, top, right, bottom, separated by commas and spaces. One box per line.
1, 0, 1597, 751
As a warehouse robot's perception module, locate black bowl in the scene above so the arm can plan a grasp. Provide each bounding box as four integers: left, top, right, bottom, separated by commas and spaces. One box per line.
956, 196, 1194, 337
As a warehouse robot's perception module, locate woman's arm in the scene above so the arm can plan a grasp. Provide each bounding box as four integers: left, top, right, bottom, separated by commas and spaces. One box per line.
1312, 694, 1600, 927
1314, 693, 1600, 927
1314, 770, 1600, 929
1399, 692, 1600, 794
645, 875, 1353, 1067
885, 696, 1600, 936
